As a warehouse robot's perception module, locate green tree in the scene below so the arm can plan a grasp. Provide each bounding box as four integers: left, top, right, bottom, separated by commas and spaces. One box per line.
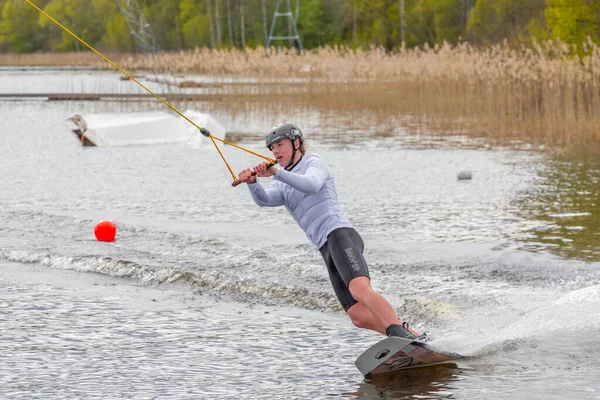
103, 9, 134, 51
296, 0, 333, 48
4, 0, 600, 54
88, 0, 123, 51
40, 0, 88, 51
353, 0, 398, 51
146, 0, 181, 50
466, 0, 546, 44
545, 0, 600, 46
180, 0, 211, 48
40, 0, 114, 52
0, 0, 49, 53
410, 0, 467, 47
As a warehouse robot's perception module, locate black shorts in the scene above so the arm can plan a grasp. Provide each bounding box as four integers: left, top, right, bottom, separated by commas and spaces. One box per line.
319, 227, 370, 312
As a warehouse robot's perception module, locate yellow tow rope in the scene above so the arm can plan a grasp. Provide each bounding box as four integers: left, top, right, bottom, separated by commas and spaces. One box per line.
26, 0, 276, 186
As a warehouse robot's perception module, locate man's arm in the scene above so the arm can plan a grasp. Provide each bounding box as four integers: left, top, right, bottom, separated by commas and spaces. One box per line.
273, 158, 329, 194
248, 181, 285, 207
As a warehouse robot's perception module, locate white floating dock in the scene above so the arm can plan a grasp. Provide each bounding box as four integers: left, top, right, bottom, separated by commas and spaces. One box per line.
67, 110, 226, 147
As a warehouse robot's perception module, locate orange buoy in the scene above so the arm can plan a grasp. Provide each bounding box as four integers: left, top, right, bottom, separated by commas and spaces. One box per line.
94, 220, 117, 242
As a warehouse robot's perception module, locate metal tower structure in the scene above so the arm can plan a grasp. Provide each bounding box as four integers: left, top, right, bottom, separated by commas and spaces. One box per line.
115, 0, 158, 54
266, 0, 303, 51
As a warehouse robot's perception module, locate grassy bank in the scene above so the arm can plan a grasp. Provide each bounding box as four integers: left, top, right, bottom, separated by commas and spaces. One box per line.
2, 42, 599, 150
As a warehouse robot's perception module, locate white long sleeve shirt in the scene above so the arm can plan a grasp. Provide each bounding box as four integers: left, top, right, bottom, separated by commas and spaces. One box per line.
248, 153, 353, 249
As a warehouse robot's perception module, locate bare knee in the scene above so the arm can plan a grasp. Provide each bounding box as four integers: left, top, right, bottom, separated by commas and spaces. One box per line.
348, 276, 372, 302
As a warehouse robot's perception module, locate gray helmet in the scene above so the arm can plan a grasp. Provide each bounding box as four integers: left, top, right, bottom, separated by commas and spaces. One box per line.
265, 122, 303, 150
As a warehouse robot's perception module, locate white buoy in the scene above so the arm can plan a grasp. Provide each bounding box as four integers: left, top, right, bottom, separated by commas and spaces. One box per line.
457, 169, 472, 181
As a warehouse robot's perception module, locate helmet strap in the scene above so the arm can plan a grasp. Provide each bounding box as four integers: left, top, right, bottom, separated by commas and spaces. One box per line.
285, 138, 302, 171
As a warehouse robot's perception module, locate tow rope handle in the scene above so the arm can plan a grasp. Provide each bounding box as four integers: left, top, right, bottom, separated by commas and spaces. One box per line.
197, 128, 276, 187
231, 162, 276, 187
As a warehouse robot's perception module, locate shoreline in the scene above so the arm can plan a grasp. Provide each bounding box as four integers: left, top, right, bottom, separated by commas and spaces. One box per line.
2, 49, 599, 152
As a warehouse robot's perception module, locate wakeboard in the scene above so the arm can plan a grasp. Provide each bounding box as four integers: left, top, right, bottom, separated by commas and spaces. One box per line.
355, 337, 460, 377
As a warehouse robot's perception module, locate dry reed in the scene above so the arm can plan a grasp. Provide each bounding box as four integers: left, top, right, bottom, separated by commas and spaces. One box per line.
2, 41, 600, 150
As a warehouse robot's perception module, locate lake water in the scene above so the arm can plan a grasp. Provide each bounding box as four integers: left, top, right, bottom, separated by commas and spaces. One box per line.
1, 68, 600, 399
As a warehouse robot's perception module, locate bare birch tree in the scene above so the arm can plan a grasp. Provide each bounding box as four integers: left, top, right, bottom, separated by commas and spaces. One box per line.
215, 0, 222, 45
207, 0, 216, 48
261, 0, 268, 46
353, 0, 357, 44
240, 0, 246, 47
399, 0, 405, 45
226, 0, 234, 45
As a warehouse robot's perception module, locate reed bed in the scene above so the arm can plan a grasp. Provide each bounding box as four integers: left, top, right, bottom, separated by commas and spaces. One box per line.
3, 41, 600, 150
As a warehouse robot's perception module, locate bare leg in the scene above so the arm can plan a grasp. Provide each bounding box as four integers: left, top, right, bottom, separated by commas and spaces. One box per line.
348, 276, 421, 336
346, 302, 386, 334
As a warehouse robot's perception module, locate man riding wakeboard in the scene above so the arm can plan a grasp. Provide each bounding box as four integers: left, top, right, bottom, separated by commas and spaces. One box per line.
237, 122, 426, 340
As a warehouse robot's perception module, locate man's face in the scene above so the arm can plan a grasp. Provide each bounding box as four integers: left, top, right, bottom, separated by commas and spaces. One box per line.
270, 138, 294, 166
